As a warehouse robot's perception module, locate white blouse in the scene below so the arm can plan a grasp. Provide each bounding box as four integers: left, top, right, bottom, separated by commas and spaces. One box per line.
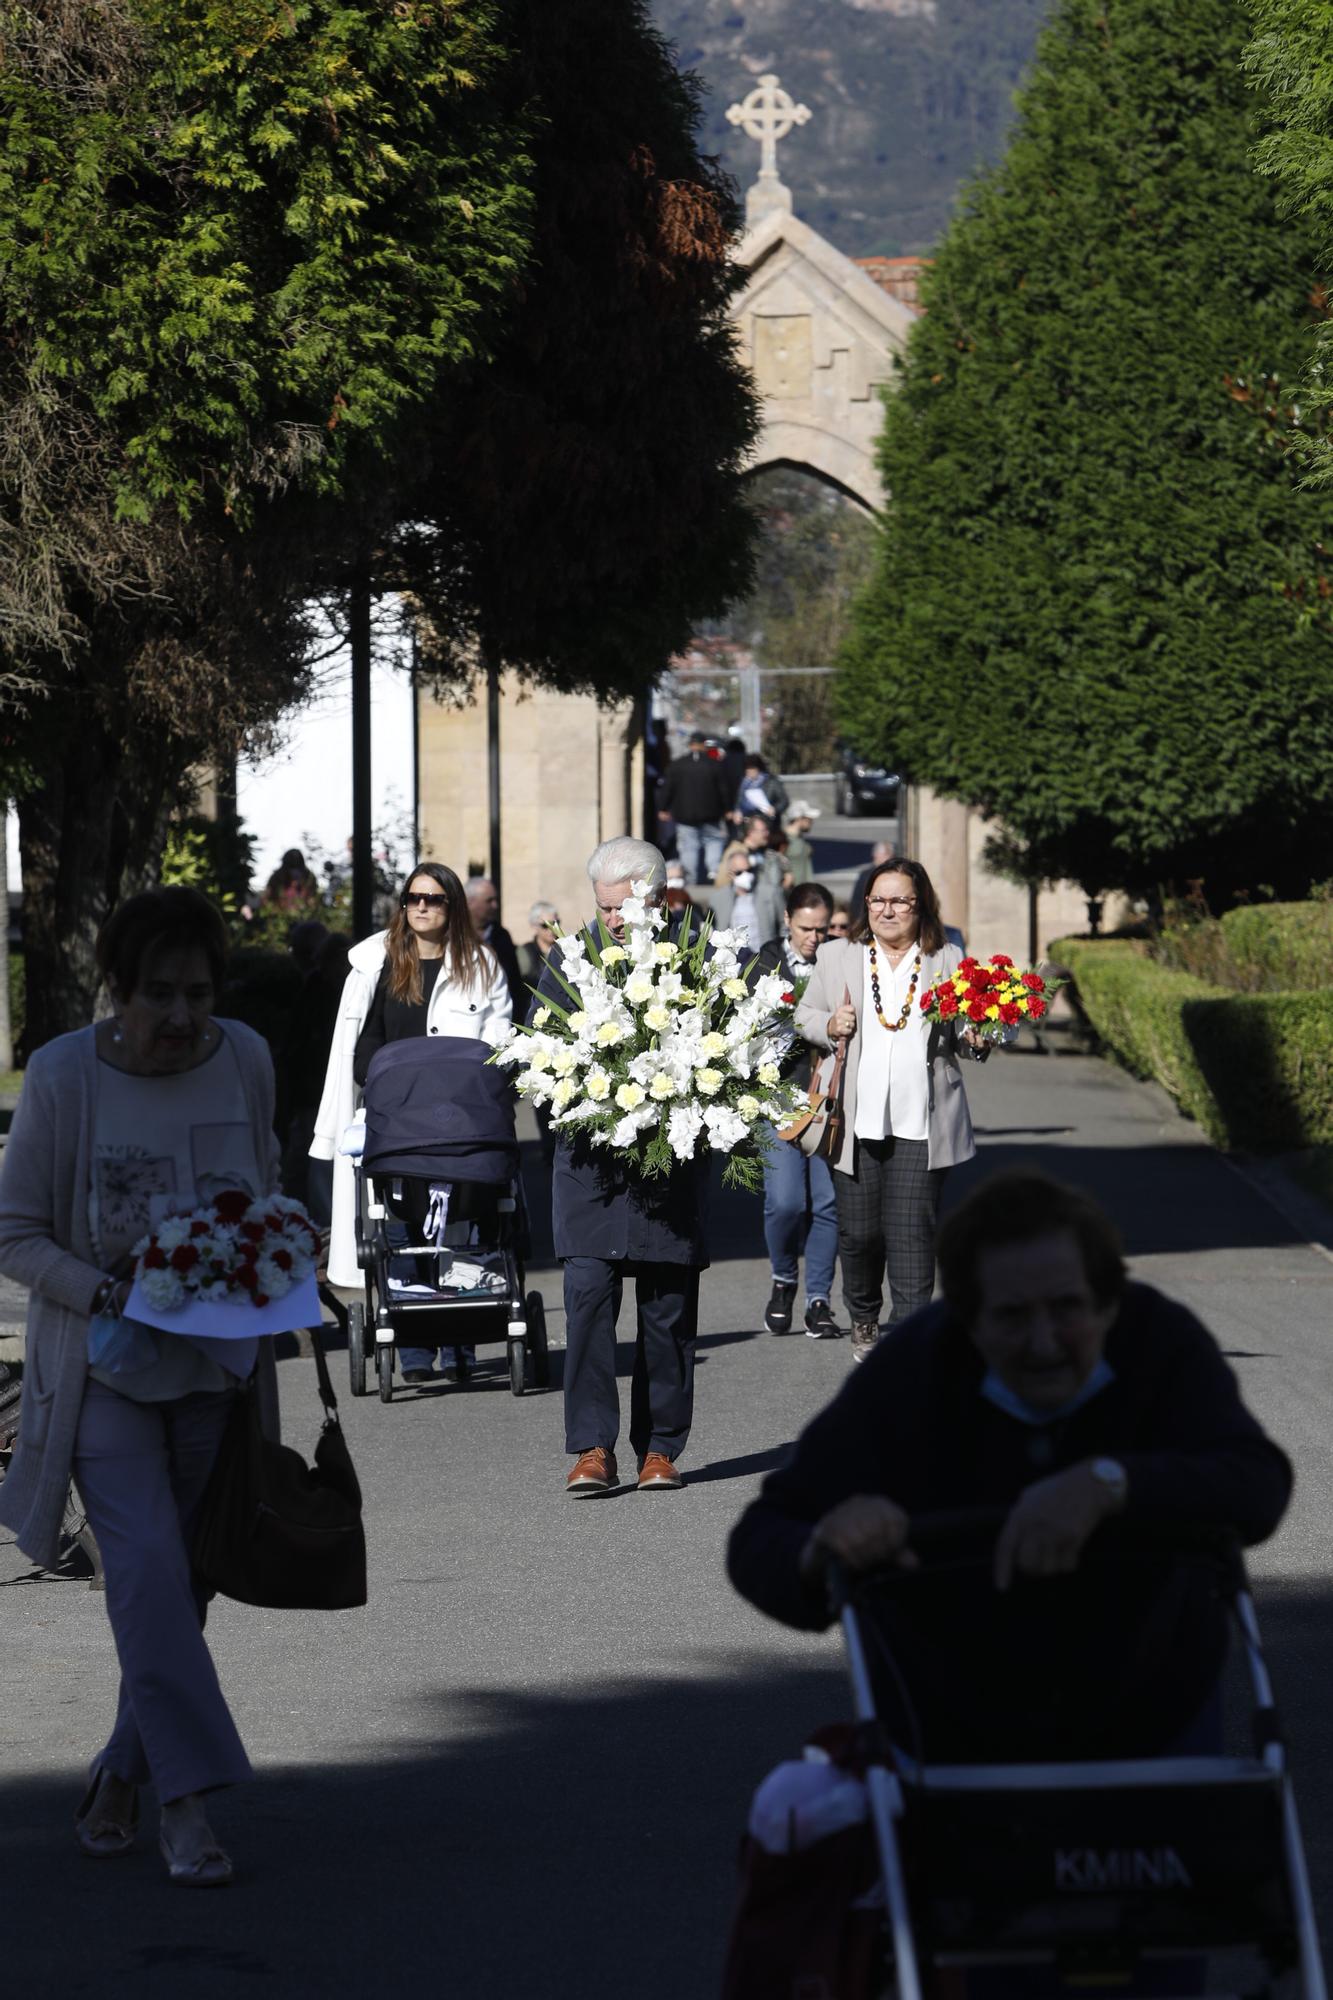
854, 943, 930, 1144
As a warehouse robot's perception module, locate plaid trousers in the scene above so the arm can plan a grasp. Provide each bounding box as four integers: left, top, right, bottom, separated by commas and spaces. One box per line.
833, 1137, 946, 1327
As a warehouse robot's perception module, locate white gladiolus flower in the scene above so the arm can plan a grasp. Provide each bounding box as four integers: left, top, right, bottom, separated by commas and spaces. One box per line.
532, 1006, 552, 1028
611, 1107, 654, 1147
552, 1046, 578, 1075
567, 1010, 588, 1032
703, 1104, 749, 1150
595, 1020, 625, 1047
668, 1103, 704, 1157
655, 972, 684, 1001
653, 941, 676, 965
695, 1067, 724, 1097
552, 1077, 577, 1110
585, 1069, 612, 1102
615, 1081, 647, 1111
527, 1045, 554, 1072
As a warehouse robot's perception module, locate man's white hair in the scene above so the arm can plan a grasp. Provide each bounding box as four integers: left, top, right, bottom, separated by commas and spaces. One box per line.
586, 837, 666, 891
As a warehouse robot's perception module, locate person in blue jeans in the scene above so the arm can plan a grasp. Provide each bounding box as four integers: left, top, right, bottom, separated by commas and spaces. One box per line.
747, 884, 842, 1341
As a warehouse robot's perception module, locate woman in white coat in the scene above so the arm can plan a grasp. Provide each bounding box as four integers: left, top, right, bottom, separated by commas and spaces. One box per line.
310, 863, 512, 1333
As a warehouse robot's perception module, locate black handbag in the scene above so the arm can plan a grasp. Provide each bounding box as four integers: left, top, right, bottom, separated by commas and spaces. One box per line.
192, 1332, 367, 1611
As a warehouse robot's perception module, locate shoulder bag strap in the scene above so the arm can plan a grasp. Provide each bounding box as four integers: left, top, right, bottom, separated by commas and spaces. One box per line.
826, 985, 852, 1105
309, 1322, 341, 1420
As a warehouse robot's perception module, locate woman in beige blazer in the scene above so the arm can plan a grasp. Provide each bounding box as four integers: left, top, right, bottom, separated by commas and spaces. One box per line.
796, 857, 988, 1362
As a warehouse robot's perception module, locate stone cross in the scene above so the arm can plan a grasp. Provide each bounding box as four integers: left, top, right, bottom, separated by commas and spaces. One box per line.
727, 73, 811, 224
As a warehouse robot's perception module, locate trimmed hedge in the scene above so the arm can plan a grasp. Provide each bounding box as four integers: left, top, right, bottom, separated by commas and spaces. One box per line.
1219, 901, 1333, 992
1051, 937, 1333, 1152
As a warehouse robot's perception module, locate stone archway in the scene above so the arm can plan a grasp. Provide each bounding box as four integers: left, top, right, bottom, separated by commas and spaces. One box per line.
723, 77, 1096, 959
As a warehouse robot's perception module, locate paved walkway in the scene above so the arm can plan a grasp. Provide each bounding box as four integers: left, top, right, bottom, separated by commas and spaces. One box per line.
2, 1034, 1331, 1995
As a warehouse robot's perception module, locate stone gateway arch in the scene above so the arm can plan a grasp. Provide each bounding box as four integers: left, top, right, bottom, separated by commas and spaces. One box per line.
415, 74, 1094, 957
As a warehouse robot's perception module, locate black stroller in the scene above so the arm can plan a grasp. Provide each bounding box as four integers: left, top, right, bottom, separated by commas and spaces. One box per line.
340, 1037, 549, 1403
828, 1514, 1326, 2000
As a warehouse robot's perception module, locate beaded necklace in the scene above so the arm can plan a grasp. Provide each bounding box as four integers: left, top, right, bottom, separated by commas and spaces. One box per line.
868, 941, 921, 1033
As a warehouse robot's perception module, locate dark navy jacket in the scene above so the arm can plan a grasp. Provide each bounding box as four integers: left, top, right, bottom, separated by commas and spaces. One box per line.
530, 931, 709, 1268
727, 1284, 1293, 1758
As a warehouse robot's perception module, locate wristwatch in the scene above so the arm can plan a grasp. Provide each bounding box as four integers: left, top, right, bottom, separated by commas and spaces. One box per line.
1090, 1456, 1128, 1503
90, 1277, 119, 1317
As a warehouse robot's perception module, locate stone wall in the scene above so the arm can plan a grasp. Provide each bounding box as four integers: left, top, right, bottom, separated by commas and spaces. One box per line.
416, 676, 643, 939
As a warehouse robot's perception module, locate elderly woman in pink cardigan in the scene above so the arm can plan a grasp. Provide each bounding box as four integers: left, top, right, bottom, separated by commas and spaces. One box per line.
0, 888, 280, 1887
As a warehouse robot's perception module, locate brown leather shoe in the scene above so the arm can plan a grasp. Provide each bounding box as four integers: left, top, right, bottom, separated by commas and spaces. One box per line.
637, 1452, 683, 1490
566, 1447, 618, 1495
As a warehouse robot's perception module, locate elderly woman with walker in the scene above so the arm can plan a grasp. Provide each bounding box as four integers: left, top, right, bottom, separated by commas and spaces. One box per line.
796, 856, 989, 1364
0, 888, 282, 1885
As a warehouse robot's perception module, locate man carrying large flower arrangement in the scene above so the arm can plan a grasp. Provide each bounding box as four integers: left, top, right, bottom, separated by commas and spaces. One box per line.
529, 838, 711, 1496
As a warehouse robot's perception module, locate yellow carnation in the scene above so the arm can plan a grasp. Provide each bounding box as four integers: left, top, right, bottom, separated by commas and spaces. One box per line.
568, 1010, 589, 1033
533, 1005, 551, 1028
644, 1004, 672, 1034
585, 1069, 611, 1102
649, 1073, 676, 1100
552, 1046, 578, 1075
701, 1031, 728, 1058
625, 974, 655, 1004
737, 1094, 760, 1120
596, 1020, 624, 1047
722, 978, 748, 1001
653, 942, 677, 965
552, 1078, 576, 1110
614, 1081, 646, 1111
599, 946, 627, 966
696, 1068, 724, 1097
757, 1063, 780, 1087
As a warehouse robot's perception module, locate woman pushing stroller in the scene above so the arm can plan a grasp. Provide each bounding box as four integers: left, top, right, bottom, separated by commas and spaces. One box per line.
310, 863, 511, 1377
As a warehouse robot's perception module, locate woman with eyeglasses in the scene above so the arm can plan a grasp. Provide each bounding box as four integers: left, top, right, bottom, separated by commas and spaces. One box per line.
309, 863, 511, 1374
795, 857, 988, 1364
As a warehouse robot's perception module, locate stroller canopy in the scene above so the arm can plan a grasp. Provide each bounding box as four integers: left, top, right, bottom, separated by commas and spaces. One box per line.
362, 1037, 520, 1185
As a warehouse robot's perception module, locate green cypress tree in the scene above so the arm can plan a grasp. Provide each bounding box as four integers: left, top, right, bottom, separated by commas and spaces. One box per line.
840, 0, 1333, 901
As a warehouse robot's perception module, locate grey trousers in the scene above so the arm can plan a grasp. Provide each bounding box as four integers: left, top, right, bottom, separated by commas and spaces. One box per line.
833, 1136, 946, 1328
73, 1378, 252, 1802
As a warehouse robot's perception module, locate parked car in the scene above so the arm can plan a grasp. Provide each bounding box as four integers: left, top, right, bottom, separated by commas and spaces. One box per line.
835, 744, 901, 818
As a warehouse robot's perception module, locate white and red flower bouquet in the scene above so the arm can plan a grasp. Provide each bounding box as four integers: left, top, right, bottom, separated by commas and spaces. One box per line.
126, 1189, 323, 1339
919, 953, 1057, 1046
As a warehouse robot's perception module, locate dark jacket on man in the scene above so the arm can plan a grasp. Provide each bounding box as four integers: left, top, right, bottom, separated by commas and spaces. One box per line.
659, 748, 732, 830
484, 919, 527, 1021
728, 1283, 1292, 1757
530, 934, 709, 1268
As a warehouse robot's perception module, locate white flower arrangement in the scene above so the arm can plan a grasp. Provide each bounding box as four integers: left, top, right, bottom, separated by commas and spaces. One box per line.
133, 1190, 322, 1311
491, 882, 806, 1190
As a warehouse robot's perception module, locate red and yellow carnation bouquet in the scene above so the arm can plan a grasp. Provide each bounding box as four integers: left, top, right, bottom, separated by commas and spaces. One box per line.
919, 954, 1057, 1046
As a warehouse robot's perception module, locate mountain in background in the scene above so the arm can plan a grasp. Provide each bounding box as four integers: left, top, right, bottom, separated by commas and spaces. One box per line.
653, 0, 1051, 255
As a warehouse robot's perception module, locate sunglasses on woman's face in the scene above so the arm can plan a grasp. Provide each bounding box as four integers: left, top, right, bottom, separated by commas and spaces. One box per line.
403, 892, 446, 910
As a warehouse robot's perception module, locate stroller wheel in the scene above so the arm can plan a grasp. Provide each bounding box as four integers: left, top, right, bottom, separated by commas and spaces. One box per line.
347, 1303, 367, 1398
507, 1334, 528, 1399
377, 1339, 394, 1404
525, 1291, 550, 1389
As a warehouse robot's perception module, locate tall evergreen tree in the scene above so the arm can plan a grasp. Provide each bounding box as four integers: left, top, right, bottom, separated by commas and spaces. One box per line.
0, 1, 757, 1039
840, 0, 1333, 902
1249, 0, 1333, 485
